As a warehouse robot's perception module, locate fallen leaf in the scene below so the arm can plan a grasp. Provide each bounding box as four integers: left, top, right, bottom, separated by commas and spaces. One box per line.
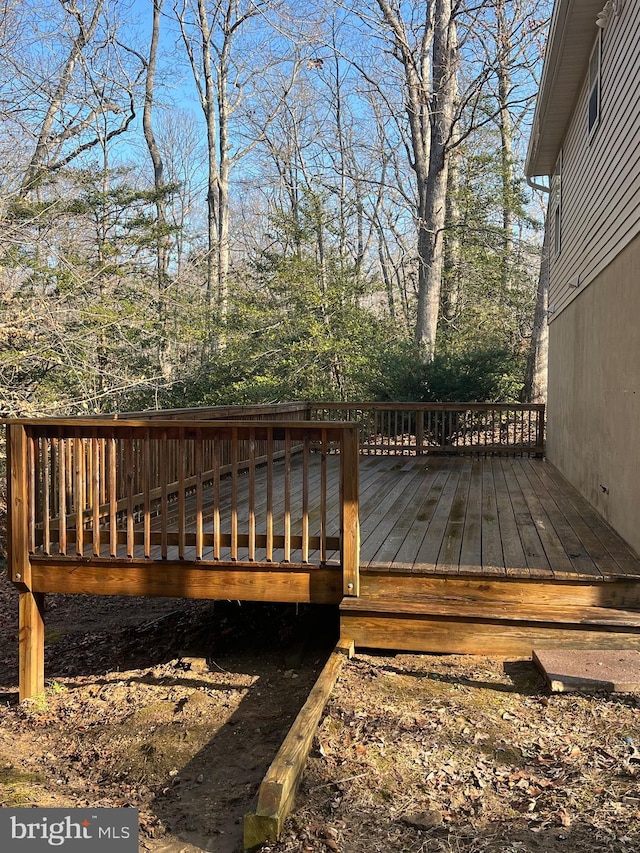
559, 809, 571, 827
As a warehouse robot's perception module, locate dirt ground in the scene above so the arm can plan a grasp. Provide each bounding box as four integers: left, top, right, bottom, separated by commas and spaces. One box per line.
1, 567, 640, 853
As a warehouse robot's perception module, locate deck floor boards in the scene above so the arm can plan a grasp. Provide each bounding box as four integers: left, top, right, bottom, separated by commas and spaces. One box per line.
358, 456, 640, 580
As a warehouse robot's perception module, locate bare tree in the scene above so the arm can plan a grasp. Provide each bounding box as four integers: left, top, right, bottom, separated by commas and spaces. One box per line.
16, 0, 143, 198
372, 0, 458, 360
141, 0, 173, 379
174, 0, 290, 339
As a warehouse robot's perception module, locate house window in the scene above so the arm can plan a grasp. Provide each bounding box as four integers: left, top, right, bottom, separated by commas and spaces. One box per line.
551, 150, 562, 256
588, 31, 601, 134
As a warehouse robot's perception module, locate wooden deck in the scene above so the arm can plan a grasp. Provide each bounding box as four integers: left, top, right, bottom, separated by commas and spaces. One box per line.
30, 453, 640, 581
9, 406, 640, 851
7, 404, 640, 700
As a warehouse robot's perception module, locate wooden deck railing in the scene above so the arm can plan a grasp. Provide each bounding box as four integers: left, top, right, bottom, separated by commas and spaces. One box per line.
111, 401, 311, 422
309, 402, 545, 456
4, 400, 542, 700
6, 418, 359, 587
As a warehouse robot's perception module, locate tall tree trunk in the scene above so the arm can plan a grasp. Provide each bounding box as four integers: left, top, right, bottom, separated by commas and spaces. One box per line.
415, 0, 457, 360
496, 0, 514, 292
143, 0, 171, 381
216, 3, 232, 317
523, 207, 549, 403
195, 0, 219, 340
442, 69, 461, 327
442, 149, 461, 324
375, 0, 433, 347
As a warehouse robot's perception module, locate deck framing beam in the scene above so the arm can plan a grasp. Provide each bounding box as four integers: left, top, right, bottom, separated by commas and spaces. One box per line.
29, 560, 343, 604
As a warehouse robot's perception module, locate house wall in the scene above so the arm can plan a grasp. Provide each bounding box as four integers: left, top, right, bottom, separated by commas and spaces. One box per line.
548, 0, 640, 319
547, 233, 640, 556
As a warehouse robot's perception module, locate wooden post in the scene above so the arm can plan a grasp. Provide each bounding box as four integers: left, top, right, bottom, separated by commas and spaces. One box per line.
7, 423, 31, 587
7, 424, 45, 700
341, 426, 360, 597
19, 591, 45, 702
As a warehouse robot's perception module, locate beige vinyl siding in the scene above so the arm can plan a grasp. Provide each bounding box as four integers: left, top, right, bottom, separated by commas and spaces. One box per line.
548, 0, 640, 321
546, 235, 640, 555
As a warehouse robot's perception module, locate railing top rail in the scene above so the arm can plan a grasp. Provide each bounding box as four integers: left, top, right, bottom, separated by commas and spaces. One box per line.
110, 402, 308, 419
309, 401, 545, 412
2, 418, 357, 441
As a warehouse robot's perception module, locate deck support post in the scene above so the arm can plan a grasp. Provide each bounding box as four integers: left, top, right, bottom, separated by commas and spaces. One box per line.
19, 591, 45, 701
341, 426, 360, 597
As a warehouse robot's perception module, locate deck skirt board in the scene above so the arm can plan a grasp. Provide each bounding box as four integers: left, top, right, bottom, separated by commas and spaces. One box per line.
340, 612, 640, 657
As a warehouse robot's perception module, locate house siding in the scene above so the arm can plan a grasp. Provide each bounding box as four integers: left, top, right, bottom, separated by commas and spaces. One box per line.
548, 0, 640, 321
547, 233, 640, 557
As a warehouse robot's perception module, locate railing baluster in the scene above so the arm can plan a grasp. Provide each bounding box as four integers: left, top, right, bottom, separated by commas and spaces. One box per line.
50, 438, 58, 521
160, 430, 168, 559
248, 427, 256, 562
74, 432, 84, 557
302, 435, 309, 563
231, 425, 238, 560
87, 434, 93, 520
320, 428, 327, 563
108, 436, 117, 557
178, 430, 186, 560
91, 434, 100, 557
266, 429, 273, 562
99, 438, 106, 506
213, 434, 221, 560
195, 429, 203, 561
125, 432, 134, 558
144, 429, 151, 559
42, 438, 50, 555
28, 434, 36, 555
65, 440, 73, 516
57, 434, 67, 556
284, 431, 291, 562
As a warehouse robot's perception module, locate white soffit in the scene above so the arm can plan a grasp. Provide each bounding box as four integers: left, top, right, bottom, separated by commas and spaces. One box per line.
525, 0, 604, 178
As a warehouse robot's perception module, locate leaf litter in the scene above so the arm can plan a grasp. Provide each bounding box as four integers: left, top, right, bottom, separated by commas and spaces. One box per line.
1, 565, 639, 853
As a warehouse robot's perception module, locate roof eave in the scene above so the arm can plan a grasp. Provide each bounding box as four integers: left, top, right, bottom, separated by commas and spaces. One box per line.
525, 0, 604, 178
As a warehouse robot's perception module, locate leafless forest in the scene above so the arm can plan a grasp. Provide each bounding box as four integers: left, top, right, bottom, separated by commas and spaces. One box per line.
0, 0, 551, 417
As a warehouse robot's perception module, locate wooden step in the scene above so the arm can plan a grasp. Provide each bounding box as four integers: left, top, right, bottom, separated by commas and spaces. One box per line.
340, 594, 640, 657
359, 570, 640, 610
340, 596, 640, 628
